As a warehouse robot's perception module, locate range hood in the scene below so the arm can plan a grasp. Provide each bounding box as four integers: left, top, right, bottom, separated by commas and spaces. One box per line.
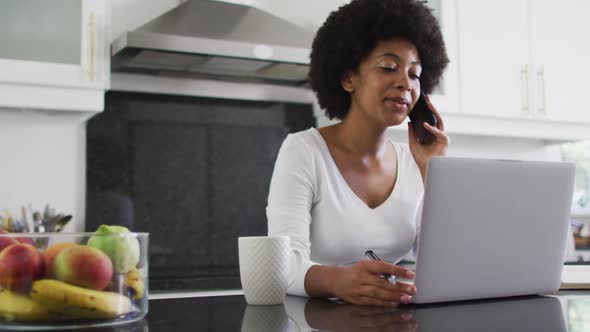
111, 0, 315, 86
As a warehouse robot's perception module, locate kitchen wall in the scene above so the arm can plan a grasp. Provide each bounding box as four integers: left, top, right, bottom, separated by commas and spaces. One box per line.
0, 0, 186, 230
386, 130, 562, 161
0, 0, 565, 231
0, 106, 562, 233
0, 110, 88, 232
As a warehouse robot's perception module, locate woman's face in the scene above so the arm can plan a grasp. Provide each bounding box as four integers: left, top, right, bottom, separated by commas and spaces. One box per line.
342, 38, 422, 127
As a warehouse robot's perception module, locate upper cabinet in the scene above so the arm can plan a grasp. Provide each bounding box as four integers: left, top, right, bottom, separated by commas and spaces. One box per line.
424, 0, 460, 115
529, 0, 590, 123
456, 0, 530, 118
453, 0, 590, 141
0, 0, 110, 112
457, 0, 590, 123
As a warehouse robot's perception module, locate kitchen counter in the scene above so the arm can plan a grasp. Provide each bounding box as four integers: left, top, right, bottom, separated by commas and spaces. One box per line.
2, 290, 588, 331
38, 291, 588, 332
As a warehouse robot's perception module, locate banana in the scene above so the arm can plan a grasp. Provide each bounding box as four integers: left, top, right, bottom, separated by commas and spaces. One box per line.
0, 289, 50, 321
126, 268, 145, 300
31, 279, 132, 319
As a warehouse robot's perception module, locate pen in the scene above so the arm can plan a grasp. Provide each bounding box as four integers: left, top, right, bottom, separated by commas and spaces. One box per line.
365, 250, 396, 284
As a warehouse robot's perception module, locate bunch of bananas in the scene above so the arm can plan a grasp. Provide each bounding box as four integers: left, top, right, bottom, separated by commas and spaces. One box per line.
0, 268, 145, 321
31, 280, 132, 320
126, 268, 145, 300
0, 289, 50, 321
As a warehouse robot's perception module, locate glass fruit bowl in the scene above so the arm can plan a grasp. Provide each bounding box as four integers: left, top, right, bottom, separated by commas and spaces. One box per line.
0, 228, 149, 330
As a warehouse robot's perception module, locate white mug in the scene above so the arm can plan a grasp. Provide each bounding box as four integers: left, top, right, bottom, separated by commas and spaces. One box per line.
238, 236, 290, 305
241, 304, 288, 332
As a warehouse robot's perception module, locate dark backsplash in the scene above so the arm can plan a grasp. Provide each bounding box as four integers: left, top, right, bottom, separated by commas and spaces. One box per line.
86, 91, 315, 290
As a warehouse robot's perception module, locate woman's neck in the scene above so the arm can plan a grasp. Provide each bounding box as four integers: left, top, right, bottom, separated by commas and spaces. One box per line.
333, 110, 389, 158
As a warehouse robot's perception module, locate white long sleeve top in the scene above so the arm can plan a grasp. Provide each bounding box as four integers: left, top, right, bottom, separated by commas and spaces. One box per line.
266, 127, 424, 297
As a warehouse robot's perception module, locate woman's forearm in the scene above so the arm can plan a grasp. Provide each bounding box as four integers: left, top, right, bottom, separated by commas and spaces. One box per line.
304, 265, 343, 298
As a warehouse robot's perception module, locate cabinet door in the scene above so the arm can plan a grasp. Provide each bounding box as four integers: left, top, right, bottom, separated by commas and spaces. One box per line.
0, 0, 109, 89
530, 0, 590, 123
456, 0, 531, 118
427, 0, 460, 114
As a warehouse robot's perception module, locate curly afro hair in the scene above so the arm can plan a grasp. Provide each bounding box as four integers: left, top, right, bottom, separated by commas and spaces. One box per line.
309, 0, 449, 120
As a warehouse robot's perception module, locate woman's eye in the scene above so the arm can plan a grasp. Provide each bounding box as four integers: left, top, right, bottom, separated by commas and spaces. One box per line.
411, 74, 421, 80
379, 66, 397, 72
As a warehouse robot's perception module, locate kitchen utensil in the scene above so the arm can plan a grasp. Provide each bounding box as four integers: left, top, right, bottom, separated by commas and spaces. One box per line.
33, 211, 44, 233
53, 215, 72, 232
41, 215, 61, 232
42, 214, 71, 233
12, 218, 25, 233
21, 206, 31, 232
3, 212, 14, 232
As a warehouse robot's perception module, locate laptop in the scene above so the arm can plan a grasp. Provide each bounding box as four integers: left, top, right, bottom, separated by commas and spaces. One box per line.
411, 157, 575, 304
413, 296, 566, 332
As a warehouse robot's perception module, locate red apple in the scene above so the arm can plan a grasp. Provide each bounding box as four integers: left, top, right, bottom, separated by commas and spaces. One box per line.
15, 236, 35, 246
0, 243, 44, 292
0, 229, 19, 253
54, 245, 113, 290
41, 242, 77, 278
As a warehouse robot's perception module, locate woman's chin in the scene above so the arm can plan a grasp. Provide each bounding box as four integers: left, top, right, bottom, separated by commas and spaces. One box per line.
384, 114, 408, 127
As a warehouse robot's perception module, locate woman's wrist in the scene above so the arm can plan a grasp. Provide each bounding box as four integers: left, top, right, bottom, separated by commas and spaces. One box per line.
417, 161, 428, 184
305, 265, 341, 298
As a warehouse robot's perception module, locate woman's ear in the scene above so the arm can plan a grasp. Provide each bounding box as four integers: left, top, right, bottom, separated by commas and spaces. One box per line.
341, 71, 355, 93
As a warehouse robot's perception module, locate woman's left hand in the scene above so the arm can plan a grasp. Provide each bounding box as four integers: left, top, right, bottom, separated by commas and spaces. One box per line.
408, 95, 450, 182
304, 298, 417, 332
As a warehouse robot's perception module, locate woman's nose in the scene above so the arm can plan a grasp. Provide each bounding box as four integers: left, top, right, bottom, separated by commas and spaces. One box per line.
395, 74, 412, 91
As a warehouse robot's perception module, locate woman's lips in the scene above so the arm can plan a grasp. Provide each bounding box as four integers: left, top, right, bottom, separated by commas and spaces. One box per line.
384, 97, 409, 112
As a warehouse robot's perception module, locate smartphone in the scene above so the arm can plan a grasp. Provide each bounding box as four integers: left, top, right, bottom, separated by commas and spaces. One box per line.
408, 92, 437, 144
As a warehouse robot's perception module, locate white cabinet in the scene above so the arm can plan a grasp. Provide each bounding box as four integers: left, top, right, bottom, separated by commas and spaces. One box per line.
529, 0, 590, 123
456, 0, 530, 118
457, 0, 590, 124
0, 0, 110, 112
427, 0, 460, 115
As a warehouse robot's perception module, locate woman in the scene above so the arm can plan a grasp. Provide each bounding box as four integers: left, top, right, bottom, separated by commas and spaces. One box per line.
267, 0, 450, 306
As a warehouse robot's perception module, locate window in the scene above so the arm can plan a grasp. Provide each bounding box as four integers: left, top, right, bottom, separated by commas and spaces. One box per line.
561, 140, 590, 213
568, 299, 590, 332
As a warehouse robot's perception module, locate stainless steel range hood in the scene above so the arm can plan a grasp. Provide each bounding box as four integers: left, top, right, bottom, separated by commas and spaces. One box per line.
111, 0, 314, 86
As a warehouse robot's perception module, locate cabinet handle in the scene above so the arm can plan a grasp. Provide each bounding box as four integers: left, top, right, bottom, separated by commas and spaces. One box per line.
537, 66, 546, 114
520, 65, 529, 113
88, 12, 95, 82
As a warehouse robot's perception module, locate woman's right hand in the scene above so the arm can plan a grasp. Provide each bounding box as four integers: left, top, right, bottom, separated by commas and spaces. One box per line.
326, 260, 417, 306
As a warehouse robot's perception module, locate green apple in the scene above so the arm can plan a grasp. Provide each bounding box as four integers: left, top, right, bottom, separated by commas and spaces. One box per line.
87, 225, 140, 273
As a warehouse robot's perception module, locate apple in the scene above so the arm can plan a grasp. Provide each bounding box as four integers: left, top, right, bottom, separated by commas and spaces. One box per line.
0, 243, 44, 292
0, 229, 18, 253
53, 245, 113, 290
15, 236, 34, 246
87, 225, 140, 273
41, 242, 77, 278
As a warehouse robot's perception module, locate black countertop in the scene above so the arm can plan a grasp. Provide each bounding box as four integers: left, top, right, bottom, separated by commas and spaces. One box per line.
4, 292, 590, 331
92, 292, 590, 331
